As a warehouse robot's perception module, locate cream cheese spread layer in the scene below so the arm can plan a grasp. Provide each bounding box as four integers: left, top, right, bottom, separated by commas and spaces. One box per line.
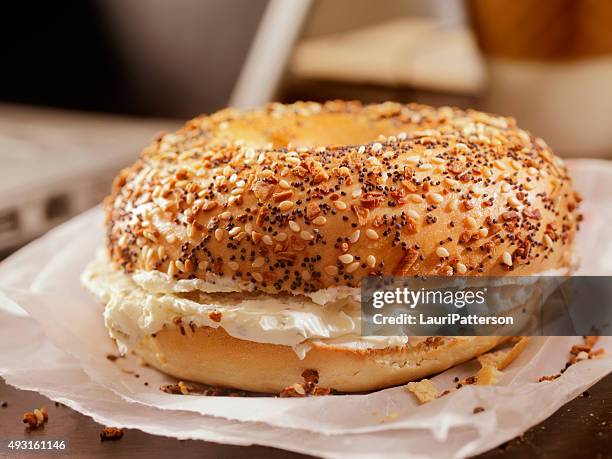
81, 251, 408, 358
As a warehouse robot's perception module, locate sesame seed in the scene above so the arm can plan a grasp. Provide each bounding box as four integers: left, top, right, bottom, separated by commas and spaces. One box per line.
167, 261, 175, 277
357, 145, 366, 154
428, 193, 444, 204
262, 235, 274, 245
279, 200, 295, 211
252, 272, 263, 282
407, 209, 420, 220
175, 260, 186, 272
367, 255, 376, 268
502, 251, 513, 266
349, 230, 361, 243
352, 189, 363, 198
279, 179, 290, 189
479, 227, 489, 238
252, 257, 265, 268
232, 231, 246, 241
228, 227, 242, 237
501, 183, 511, 193
524, 181, 536, 191
346, 261, 360, 273
324, 265, 338, 276
444, 177, 459, 188
511, 160, 521, 170
494, 160, 506, 170
274, 232, 288, 242
313, 216, 327, 225
455, 142, 469, 153
300, 230, 314, 241
228, 261, 239, 271
334, 200, 347, 210
184, 259, 194, 272
143, 230, 157, 242
372, 142, 383, 152
544, 234, 553, 249
214, 228, 226, 242
366, 229, 379, 240
231, 188, 244, 196
339, 254, 354, 264
528, 167, 538, 176
251, 231, 262, 244
289, 220, 301, 232
406, 156, 420, 164
408, 194, 423, 203
436, 247, 450, 258
508, 196, 521, 208
286, 157, 301, 166
456, 262, 467, 274
464, 216, 477, 228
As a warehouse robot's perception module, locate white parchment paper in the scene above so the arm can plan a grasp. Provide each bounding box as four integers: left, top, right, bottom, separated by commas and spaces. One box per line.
0, 159, 611, 458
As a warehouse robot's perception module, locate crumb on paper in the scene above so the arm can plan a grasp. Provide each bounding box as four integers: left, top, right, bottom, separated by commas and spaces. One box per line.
538, 374, 561, 382
476, 365, 503, 386
589, 348, 606, 359
279, 369, 332, 397
568, 336, 607, 364
545, 336, 607, 382
478, 337, 530, 370
382, 411, 399, 422
280, 383, 307, 398
100, 427, 124, 441
159, 381, 246, 397
406, 379, 439, 404
208, 310, 222, 322
473, 406, 485, 414
22, 408, 48, 429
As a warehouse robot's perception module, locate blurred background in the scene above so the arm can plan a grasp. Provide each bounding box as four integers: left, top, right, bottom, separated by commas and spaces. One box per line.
2, 0, 612, 253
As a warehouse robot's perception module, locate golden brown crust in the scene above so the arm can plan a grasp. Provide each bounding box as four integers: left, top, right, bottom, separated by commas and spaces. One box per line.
135, 325, 507, 393
105, 101, 581, 295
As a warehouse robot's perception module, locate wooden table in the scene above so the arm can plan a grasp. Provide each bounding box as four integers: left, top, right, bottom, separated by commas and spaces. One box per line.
0, 375, 609, 458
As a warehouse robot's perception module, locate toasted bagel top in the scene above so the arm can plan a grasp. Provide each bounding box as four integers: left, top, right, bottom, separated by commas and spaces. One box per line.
105, 101, 581, 295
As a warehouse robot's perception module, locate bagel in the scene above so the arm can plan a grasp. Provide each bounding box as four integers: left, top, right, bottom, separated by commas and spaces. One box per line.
82, 101, 581, 393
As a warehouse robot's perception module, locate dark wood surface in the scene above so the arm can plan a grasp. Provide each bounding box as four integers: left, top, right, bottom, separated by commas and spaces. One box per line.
0, 375, 610, 458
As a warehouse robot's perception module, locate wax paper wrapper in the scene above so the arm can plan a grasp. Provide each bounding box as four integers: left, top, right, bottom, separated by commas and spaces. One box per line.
1, 158, 611, 459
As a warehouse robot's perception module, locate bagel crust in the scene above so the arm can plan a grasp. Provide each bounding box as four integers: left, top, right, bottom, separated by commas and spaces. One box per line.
105, 101, 581, 295
91, 101, 582, 393
135, 325, 506, 393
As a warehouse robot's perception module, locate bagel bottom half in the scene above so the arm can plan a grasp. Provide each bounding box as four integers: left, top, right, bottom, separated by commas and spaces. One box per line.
133, 326, 507, 393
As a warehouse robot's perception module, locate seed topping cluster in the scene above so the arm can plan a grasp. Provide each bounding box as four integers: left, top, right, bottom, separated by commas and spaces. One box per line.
106, 101, 581, 295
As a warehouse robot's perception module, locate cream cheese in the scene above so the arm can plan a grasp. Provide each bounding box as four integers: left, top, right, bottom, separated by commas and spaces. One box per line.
80, 251, 408, 358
